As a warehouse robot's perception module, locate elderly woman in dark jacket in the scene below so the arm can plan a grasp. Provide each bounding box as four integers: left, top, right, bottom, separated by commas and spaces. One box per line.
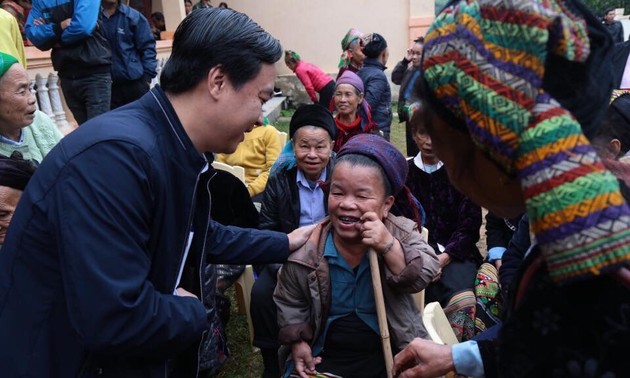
251, 104, 337, 378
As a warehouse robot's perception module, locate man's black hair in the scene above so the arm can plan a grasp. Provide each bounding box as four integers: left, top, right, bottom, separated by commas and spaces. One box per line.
160, 8, 282, 93
151, 12, 164, 21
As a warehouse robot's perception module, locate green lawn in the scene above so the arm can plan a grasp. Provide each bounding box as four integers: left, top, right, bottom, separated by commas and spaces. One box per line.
218, 104, 407, 378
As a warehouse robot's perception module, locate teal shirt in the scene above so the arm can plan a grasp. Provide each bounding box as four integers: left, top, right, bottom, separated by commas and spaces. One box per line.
311, 232, 379, 357
0, 110, 63, 163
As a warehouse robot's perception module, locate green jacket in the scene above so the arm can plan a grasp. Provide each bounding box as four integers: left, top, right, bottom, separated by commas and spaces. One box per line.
0, 110, 62, 163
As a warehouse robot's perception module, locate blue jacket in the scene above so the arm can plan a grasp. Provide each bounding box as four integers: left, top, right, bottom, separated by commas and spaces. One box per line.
0, 87, 289, 377
25, 0, 111, 77
358, 58, 393, 134
102, 4, 157, 82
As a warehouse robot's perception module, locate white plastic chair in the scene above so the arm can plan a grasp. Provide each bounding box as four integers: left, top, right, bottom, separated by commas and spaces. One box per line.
422, 302, 459, 346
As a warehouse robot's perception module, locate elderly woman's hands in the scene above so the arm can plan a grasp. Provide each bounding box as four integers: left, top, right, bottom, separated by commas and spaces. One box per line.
291, 341, 321, 378
359, 212, 407, 274
359, 211, 393, 252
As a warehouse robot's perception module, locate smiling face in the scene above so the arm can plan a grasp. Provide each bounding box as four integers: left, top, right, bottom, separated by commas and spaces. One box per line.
0, 185, 22, 245
0, 64, 36, 135
209, 63, 276, 153
293, 126, 332, 181
334, 83, 363, 117
328, 161, 394, 244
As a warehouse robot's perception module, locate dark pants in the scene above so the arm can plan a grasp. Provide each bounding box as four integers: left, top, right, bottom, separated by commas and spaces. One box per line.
425, 258, 478, 307
318, 80, 335, 108
405, 120, 420, 157
111, 78, 150, 109
251, 264, 281, 349
60, 73, 112, 125
251, 264, 282, 377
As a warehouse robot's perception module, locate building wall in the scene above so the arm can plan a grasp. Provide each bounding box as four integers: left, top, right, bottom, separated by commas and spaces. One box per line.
226, 0, 433, 76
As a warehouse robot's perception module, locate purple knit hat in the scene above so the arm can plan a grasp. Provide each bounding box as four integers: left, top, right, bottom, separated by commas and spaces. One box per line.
336, 133, 407, 195
335, 70, 364, 94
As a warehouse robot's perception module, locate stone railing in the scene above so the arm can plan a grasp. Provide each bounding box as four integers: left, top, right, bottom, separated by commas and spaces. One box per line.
25, 40, 173, 129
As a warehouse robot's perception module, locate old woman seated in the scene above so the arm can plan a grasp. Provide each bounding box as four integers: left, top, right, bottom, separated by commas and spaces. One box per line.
0, 52, 62, 164
274, 134, 439, 378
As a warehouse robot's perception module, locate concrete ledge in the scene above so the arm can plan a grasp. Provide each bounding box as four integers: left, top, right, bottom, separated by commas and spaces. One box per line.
263, 96, 286, 124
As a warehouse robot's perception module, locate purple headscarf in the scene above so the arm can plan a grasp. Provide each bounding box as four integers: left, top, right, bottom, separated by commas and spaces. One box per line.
333, 71, 373, 132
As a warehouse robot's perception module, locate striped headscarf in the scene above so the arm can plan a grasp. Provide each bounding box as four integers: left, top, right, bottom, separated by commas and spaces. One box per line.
422, 0, 630, 283
338, 28, 364, 68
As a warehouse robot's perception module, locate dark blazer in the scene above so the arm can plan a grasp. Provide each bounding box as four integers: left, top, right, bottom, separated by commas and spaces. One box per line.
0, 86, 288, 377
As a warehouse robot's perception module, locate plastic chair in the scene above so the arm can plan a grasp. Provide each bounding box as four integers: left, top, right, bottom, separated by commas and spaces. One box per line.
412, 227, 429, 313
233, 265, 256, 349
277, 130, 288, 147
422, 302, 459, 346
211, 161, 245, 183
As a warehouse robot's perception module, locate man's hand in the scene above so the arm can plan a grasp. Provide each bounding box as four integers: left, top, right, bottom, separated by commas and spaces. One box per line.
33, 17, 46, 26
291, 341, 321, 378
287, 224, 317, 252
60, 18, 71, 30
393, 338, 454, 378
405, 48, 414, 61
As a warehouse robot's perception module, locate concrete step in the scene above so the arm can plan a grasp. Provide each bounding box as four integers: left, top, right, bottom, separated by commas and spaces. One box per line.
263, 96, 286, 124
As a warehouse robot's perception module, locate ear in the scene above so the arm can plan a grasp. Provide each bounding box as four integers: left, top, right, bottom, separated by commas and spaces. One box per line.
610, 138, 622, 158
358, 92, 365, 103
206, 65, 227, 101
382, 195, 395, 217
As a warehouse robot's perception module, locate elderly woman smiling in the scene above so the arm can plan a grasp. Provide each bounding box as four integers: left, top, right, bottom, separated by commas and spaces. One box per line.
331, 70, 377, 152
0, 53, 62, 164
253, 104, 337, 377
274, 134, 439, 378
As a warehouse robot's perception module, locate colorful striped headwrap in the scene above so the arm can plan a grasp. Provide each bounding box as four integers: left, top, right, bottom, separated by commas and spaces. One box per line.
338, 28, 364, 68
422, 0, 630, 283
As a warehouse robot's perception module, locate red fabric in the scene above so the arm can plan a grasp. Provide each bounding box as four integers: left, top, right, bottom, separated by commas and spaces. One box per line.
294, 61, 333, 103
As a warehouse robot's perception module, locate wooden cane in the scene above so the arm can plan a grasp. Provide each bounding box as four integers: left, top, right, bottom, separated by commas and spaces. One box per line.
369, 248, 394, 378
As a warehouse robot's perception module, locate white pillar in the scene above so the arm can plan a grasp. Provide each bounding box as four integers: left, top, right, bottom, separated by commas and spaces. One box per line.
158, 0, 186, 32
35, 74, 53, 118
47, 74, 72, 134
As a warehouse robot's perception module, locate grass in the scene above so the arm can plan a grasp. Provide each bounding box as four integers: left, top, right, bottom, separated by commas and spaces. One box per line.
218, 103, 406, 378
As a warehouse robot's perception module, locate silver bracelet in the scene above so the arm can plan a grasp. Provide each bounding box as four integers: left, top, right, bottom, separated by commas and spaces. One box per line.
382, 237, 396, 255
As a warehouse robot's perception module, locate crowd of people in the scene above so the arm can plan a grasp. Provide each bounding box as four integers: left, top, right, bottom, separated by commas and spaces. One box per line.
0, 1, 628, 378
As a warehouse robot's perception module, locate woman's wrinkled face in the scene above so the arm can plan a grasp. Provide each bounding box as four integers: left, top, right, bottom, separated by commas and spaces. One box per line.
328, 162, 394, 243
0, 64, 36, 131
334, 84, 363, 117
293, 126, 333, 181
414, 104, 525, 218
350, 41, 366, 67
0, 185, 22, 244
